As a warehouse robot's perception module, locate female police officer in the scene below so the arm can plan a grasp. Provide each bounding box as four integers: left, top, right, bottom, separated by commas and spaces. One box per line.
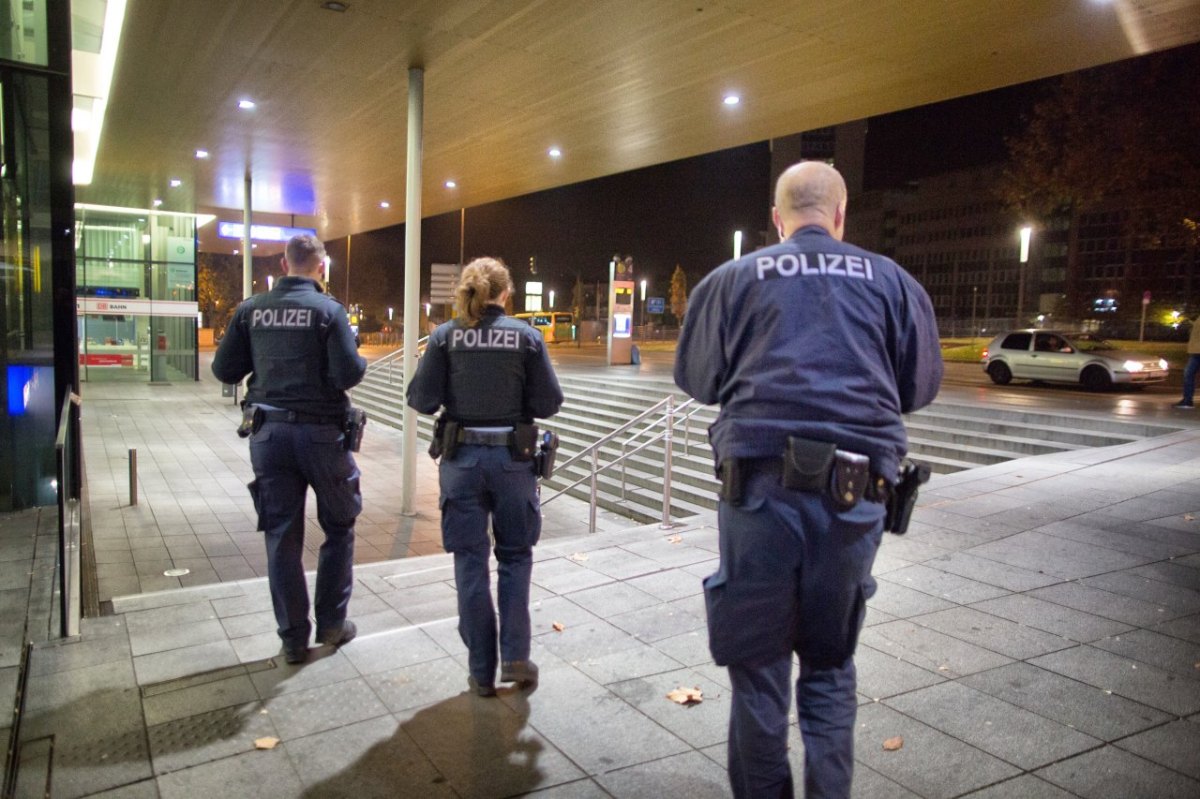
406, 257, 563, 696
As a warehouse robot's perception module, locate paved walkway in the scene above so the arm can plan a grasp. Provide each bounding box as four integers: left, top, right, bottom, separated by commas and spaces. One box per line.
80, 352, 637, 602
18, 389, 1200, 796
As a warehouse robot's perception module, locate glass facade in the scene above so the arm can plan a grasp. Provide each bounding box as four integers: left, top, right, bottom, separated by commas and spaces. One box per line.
0, 0, 71, 511
75, 207, 201, 383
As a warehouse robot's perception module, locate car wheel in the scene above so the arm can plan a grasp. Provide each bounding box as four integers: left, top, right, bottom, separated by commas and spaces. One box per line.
987, 362, 1012, 385
1081, 366, 1112, 391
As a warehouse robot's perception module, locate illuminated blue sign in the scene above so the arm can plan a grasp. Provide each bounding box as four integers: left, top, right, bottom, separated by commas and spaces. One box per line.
217, 222, 317, 242
6, 365, 36, 416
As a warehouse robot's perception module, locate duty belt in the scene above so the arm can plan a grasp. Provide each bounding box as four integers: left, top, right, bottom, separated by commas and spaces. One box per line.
720, 454, 890, 504
258, 409, 341, 425
458, 428, 514, 446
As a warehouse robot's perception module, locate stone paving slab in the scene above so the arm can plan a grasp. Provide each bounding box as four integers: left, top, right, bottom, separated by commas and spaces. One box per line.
10, 411, 1200, 796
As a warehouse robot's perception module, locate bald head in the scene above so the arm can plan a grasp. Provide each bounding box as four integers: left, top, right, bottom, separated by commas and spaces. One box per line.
772, 161, 848, 241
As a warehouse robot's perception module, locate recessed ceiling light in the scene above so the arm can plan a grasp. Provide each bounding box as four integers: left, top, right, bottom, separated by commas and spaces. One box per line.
548, 147, 562, 158
723, 94, 741, 106
379, 201, 390, 208
233, 249, 239, 255
238, 99, 256, 110
169, 178, 182, 188
152, 198, 163, 207
321, 1, 349, 11
444, 180, 457, 189
195, 149, 209, 159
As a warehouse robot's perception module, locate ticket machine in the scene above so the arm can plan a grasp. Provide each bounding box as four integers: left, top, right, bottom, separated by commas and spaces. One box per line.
607, 256, 635, 365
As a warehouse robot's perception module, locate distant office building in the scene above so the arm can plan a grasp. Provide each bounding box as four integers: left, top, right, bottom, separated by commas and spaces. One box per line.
845, 163, 1195, 335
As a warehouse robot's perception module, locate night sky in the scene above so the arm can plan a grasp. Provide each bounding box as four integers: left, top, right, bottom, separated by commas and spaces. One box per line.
333, 72, 1053, 318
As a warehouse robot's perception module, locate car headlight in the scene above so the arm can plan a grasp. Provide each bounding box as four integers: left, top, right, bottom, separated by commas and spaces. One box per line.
1159, 359, 1169, 370
1123, 360, 1143, 372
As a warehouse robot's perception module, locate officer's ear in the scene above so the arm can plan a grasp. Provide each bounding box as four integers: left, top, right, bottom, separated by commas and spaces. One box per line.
832, 202, 846, 242
772, 207, 785, 242
279, 255, 290, 276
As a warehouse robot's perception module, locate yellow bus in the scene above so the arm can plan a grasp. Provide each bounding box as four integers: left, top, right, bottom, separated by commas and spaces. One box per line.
514, 312, 576, 343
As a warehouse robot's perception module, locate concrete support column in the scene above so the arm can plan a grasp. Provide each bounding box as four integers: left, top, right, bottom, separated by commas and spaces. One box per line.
243, 172, 253, 298
400, 67, 423, 516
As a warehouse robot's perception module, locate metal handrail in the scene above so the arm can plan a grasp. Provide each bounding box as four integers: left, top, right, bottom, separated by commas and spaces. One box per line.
54, 389, 82, 638
542, 393, 710, 532
619, 399, 705, 497
363, 335, 429, 385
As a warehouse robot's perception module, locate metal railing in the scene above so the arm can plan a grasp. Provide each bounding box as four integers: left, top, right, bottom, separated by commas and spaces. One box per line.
542, 393, 707, 532
54, 389, 82, 638
364, 336, 428, 386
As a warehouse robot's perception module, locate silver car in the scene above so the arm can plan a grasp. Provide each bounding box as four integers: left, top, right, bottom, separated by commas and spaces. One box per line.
982, 330, 1169, 391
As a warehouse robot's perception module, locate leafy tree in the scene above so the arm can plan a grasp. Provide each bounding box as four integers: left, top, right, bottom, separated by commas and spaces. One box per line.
197, 253, 241, 334
571, 273, 585, 321
999, 48, 1200, 318
669, 264, 688, 324
1000, 47, 1200, 243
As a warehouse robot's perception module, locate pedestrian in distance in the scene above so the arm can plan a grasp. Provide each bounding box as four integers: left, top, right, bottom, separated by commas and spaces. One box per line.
675, 161, 944, 798
1172, 313, 1200, 409
213, 233, 367, 665
407, 257, 564, 697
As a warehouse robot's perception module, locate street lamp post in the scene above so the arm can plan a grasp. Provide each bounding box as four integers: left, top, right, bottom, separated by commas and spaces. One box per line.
733, 230, 743, 260
1016, 226, 1032, 327
971, 285, 978, 349
639, 279, 647, 340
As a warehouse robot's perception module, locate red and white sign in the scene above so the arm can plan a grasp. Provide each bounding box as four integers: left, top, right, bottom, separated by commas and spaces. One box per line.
79, 353, 134, 367
76, 297, 199, 317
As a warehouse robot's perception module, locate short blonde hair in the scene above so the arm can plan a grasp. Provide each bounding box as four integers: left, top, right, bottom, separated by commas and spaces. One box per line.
454, 257, 512, 325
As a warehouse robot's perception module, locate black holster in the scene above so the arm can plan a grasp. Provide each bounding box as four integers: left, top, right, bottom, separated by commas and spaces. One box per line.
434, 417, 462, 461
343, 407, 367, 452
534, 431, 559, 478
510, 423, 538, 461
237, 404, 262, 438
884, 459, 931, 534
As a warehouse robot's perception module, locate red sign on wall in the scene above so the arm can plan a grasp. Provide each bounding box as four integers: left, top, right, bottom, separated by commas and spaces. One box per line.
79, 353, 134, 366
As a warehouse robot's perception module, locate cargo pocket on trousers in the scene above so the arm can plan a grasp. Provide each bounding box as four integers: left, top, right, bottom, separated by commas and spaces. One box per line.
703, 572, 797, 667
801, 582, 869, 670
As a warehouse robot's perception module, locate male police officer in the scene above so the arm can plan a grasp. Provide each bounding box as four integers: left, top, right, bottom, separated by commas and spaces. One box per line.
675, 161, 942, 798
213, 234, 367, 665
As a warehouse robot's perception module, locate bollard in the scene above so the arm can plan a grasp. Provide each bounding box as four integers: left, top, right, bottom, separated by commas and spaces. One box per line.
129, 448, 137, 506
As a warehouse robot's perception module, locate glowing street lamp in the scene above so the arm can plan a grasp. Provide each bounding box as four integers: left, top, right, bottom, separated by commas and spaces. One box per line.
1016, 226, 1032, 326
734, 230, 743, 260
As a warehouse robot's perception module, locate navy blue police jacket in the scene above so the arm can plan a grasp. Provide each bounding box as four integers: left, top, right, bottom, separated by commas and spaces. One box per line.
674, 225, 942, 482
212, 276, 367, 418
406, 306, 564, 425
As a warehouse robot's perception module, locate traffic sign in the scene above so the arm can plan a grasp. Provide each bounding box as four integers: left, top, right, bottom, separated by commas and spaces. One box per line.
646, 297, 665, 314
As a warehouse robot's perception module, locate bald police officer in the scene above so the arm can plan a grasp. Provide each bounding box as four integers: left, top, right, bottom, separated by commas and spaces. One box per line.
407, 257, 563, 696
675, 162, 942, 798
213, 234, 366, 665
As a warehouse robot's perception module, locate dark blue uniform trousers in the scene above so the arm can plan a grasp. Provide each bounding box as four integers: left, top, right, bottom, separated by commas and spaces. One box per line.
439, 444, 541, 685
249, 421, 361, 649
705, 469, 884, 799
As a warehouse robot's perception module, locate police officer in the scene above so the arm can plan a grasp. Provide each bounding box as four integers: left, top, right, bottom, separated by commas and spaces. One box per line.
675, 161, 942, 798
407, 257, 563, 696
213, 234, 366, 665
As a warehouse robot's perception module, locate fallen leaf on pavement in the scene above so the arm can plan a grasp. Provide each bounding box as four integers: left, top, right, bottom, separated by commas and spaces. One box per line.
1185, 514, 1195, 521
667, 535, 683, 544
569, 553, 589, 562
882, 736, 903, 751
552, 621, 565, 632
255, 737, 280, 750
667, 686, 703, 706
